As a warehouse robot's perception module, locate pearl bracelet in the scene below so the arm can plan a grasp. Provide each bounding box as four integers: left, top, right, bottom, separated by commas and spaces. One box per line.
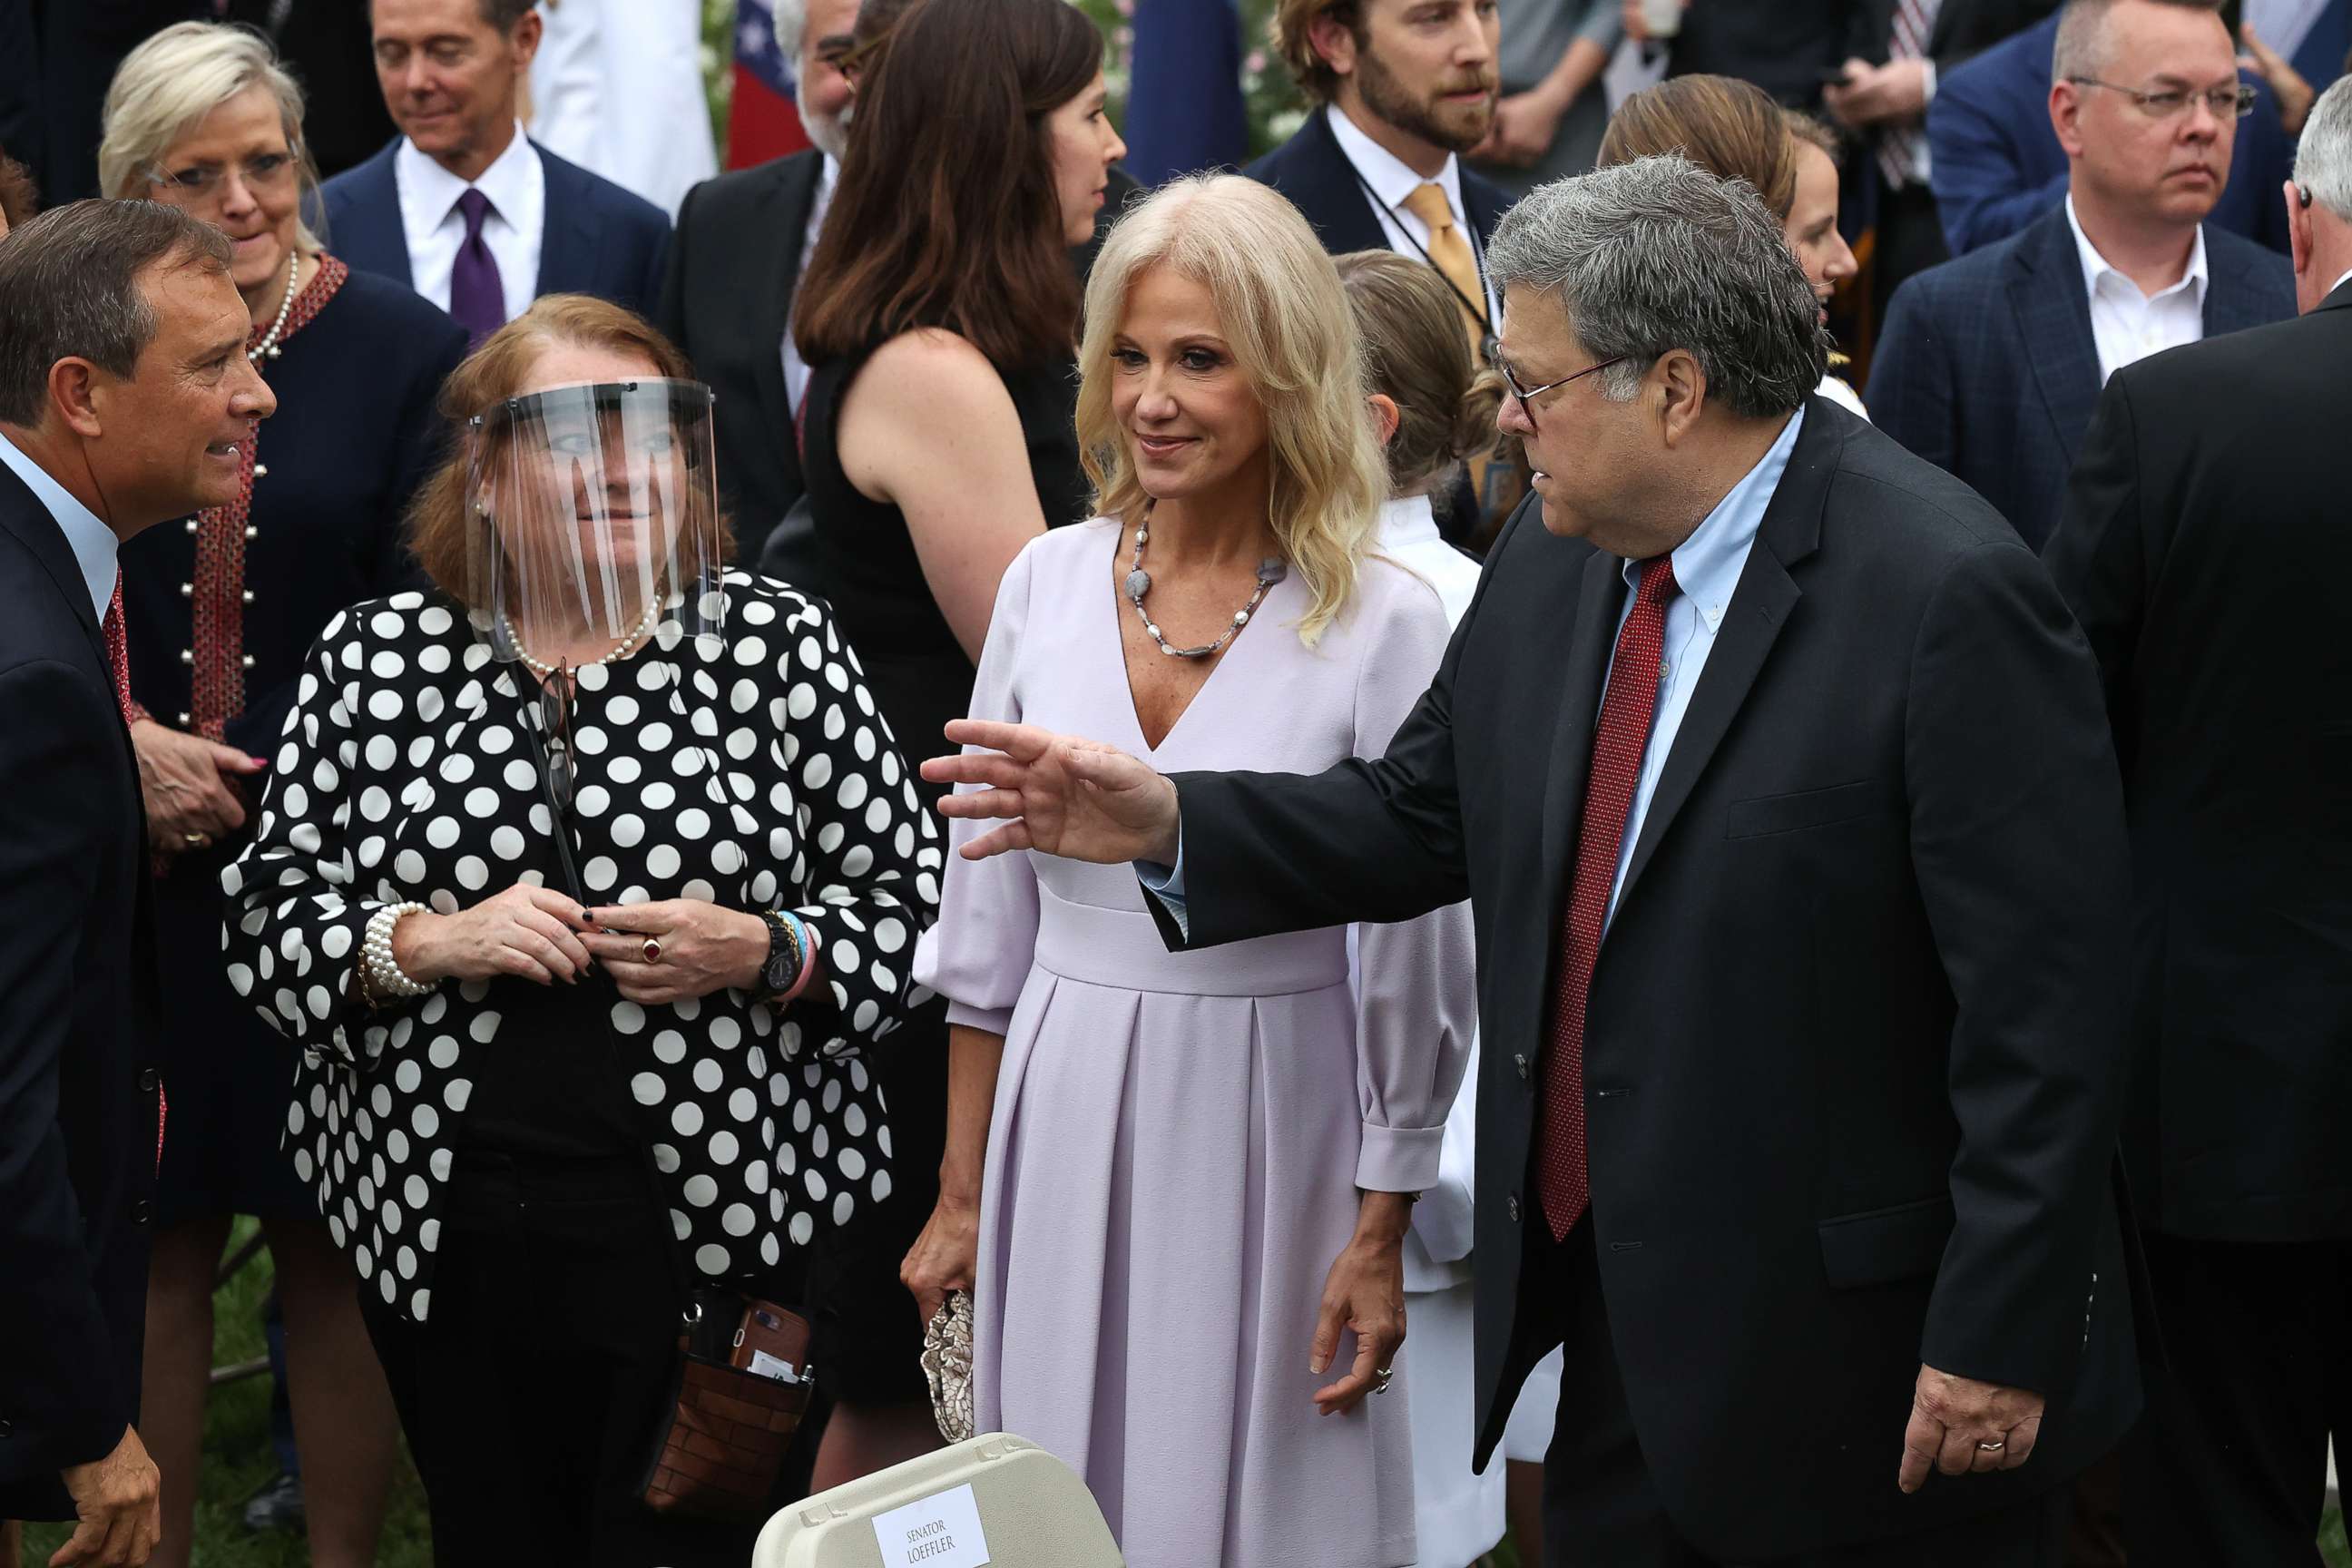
360, 902, 434, 1004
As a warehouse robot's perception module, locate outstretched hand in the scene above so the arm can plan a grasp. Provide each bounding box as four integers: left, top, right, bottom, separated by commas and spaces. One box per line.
922, 720, 1181, 867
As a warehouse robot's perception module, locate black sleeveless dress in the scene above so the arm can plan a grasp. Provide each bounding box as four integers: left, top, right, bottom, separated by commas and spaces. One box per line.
795, 338, 1088, 1397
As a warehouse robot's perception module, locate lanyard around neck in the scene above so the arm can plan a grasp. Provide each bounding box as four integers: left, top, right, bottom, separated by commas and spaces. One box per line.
1343, 160, 1494, 342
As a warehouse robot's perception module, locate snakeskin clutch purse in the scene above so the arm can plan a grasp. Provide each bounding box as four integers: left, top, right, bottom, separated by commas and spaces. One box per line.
921, 1289, 975, 1443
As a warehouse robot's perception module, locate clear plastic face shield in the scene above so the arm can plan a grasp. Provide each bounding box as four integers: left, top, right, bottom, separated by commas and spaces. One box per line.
465, 378, 726, 677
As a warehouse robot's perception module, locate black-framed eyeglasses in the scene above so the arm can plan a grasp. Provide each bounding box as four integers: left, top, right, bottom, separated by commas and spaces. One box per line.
536, 667, 575, 816
1488, 347, 1629, 433
2065, 77, 2256, 121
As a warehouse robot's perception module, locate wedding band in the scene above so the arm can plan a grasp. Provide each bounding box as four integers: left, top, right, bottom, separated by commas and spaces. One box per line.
1372, 1366, 1394, 1394
641, 936, 662, 964
184, 832, 208, 848
1977, 1440, 2006, 1453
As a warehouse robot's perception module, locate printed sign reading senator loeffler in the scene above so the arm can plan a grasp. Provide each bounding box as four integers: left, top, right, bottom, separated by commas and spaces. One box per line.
872, 1481, 993, 1568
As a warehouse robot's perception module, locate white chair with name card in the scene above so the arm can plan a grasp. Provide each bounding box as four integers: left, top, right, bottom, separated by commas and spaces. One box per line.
753, 1432, 1123, 1568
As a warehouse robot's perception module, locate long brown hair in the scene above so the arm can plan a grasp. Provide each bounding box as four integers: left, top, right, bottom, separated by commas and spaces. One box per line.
1596, 75, 1799, 220
792, 0, 1102, 369
407, 294, 731, 601
1334, 250, 1503, 500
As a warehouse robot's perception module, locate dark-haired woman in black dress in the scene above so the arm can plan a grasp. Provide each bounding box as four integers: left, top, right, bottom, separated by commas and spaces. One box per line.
787, 0, 1126, 1485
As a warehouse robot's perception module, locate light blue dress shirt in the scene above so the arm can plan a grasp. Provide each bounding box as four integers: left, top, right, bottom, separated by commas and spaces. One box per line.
0, 427, 120, 623
1594, 407, 1801, 928
1143, 408, 1804, 935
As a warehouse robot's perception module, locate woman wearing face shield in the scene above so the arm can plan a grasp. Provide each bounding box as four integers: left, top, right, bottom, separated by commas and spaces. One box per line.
220, 294, 937, 1563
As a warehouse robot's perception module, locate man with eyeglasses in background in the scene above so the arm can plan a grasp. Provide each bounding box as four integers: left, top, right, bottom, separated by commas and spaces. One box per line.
1867, 0, 2294, 552
1926, 0, 2301, 254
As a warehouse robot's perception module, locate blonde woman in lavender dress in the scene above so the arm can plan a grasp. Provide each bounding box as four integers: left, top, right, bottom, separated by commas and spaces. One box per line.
904, 176, 1477, 1567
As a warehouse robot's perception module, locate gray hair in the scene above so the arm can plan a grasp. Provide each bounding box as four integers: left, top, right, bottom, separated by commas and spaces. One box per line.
2053, 0, 2224, 84
1486, 153, 1825, 420
2296, 76, 2352, 220
0, 201, 234, 427
775, 0, 809, 59
98, 22, 323, 251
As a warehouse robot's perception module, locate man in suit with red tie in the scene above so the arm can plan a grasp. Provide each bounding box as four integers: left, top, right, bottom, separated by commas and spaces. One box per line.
0, 200, 275, 1565
922, 155, 2143, 1565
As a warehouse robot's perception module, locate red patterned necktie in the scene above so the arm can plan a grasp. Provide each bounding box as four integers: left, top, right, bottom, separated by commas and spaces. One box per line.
1878, 0, 1943, 190
1539, 555, 1680, 1240
103, 573, 135, 724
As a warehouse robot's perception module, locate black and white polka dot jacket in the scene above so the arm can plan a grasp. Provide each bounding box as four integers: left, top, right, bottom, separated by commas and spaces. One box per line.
221, 575, 940, 1322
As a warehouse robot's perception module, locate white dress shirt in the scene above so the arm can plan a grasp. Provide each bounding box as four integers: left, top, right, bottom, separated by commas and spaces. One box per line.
2066, 196, 2209, 385
397, 126, 545, 325
2332, 266, 2352, 299
527, 0, 716, 219
779, 154, 839, 417
0, 429, 116, 622
1325, 104, 1503, 330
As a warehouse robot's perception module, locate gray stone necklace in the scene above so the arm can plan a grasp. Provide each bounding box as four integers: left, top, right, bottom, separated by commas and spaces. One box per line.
1122, 514, 1287, 660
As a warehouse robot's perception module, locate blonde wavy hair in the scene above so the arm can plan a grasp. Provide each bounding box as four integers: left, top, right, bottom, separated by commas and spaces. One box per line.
98, 22, 324, 252
1077, 174, 1387, 648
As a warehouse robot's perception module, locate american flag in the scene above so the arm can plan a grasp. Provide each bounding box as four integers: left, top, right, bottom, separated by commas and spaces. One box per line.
728, 0, 813, 170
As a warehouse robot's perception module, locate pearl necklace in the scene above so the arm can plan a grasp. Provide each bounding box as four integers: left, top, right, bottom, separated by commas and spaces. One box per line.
1122, 520, 1285, 660
248, 254, 299, 363
499, 598, 661, 679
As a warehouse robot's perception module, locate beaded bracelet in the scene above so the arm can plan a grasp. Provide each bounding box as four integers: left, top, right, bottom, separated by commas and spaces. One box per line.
773, 909, 820, 1005
360, 902, 435, 1005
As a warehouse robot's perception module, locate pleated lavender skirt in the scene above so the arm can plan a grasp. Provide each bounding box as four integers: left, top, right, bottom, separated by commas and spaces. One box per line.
974, 884, 1417, 1567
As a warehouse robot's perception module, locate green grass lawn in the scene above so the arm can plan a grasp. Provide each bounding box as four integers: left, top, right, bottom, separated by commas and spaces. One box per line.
23, 1220, 434, 1568
20, 1220, 2351, 1565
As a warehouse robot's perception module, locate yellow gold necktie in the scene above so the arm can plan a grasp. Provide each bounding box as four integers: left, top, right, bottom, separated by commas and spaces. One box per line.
1397, 181, 1507, 520
1399, 181, 1487, 351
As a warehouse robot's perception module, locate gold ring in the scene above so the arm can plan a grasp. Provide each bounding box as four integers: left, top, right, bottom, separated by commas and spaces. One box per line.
1976, 1440, 2005, 1453
641, 936, 662, 964
183, 832, 208, 848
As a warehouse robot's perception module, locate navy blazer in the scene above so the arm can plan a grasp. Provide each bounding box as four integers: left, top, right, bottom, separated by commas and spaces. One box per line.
1928, 13, 2297, 257
0, 464, 162, 1521
320, 136, 670, 318
1865, 205, 2294, 553
1244, 107, 1514, 260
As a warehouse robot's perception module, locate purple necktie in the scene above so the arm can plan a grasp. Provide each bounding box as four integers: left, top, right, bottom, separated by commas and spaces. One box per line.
448, 187, 505, 346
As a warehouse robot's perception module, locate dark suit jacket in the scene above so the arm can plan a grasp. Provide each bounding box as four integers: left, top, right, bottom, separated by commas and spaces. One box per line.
1151, 402, 2142, 1558
1663, 0, 1876, 104
2044, 281, 2352, 1245
0, 462, 162, 1520
1865, 206, 2294, 551
321, 136, 671, 318
1243, 106, 1514, 260
1906, 0, 2064, 65
1927, 13, 2299, 256
655, 148, 825, 567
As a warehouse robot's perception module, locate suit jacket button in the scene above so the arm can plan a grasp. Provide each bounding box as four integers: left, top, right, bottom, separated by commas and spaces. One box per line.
1507, 1193, 1522, 1224
132, 1200, 153, 1226
1514, 1053, 1530, 1081
138, 1068, 159, 1093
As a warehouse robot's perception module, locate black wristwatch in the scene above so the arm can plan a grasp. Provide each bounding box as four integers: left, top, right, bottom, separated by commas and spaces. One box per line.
759, 909, 802, 999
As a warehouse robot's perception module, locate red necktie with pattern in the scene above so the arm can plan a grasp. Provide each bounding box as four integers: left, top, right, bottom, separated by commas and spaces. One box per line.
1877, 0, 1943, 190
103, 573, 135, 723
1539, 555, 1680, 1240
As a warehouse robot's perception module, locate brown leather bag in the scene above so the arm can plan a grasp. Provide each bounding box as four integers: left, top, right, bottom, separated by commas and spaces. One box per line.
518, 702, 819, 1526
639, 1292, 818, 1522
